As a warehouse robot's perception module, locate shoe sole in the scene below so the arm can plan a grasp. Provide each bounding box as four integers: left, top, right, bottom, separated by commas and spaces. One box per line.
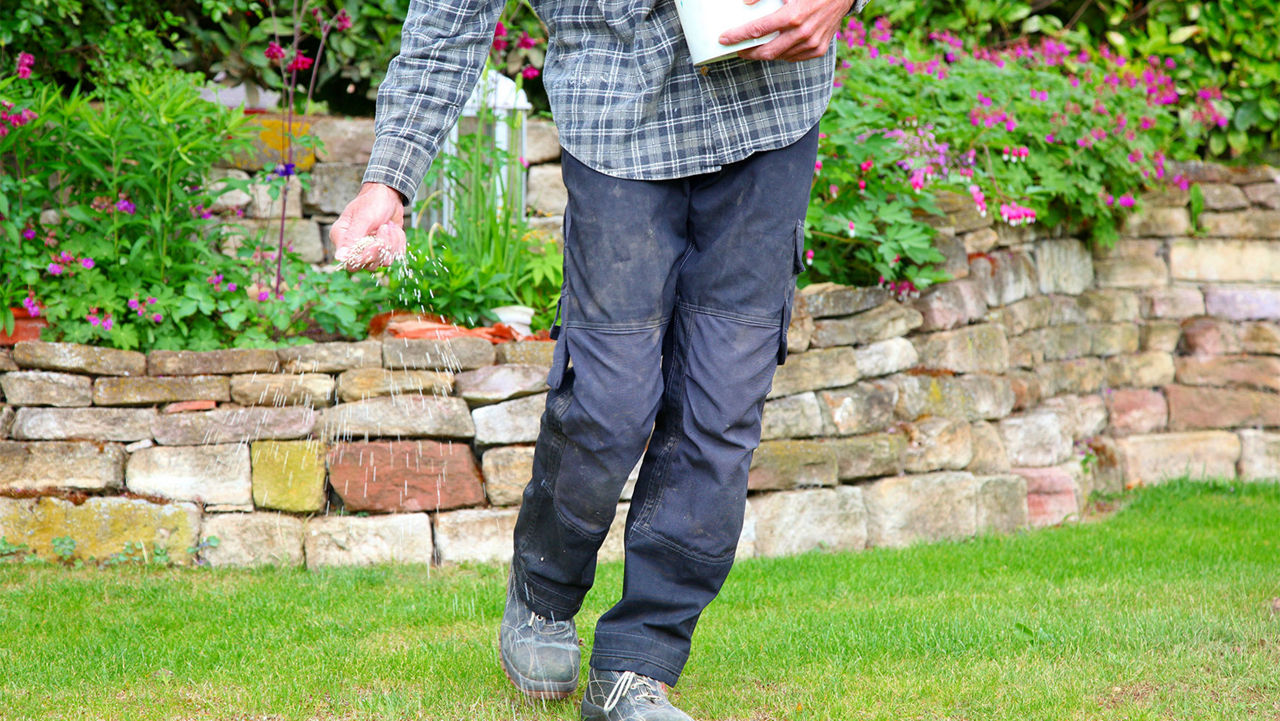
579, 699, 608, 720
499, 645, 578, 701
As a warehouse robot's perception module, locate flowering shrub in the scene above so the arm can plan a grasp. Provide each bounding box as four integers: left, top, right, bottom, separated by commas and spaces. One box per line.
0, 57, 387, 349
807, 17, 1209, 297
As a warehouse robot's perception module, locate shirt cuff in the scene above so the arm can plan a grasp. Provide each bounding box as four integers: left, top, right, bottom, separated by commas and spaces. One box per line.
362, 134, 433, 206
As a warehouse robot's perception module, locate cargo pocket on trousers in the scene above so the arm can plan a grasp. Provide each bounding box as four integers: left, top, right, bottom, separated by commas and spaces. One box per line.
777, 221, 806, 365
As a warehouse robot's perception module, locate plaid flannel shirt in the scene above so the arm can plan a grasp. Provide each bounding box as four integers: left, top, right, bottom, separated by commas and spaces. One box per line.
363, 0, 871, 202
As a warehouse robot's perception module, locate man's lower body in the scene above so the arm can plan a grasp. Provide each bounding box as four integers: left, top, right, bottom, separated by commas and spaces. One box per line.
501, 122, 820, 717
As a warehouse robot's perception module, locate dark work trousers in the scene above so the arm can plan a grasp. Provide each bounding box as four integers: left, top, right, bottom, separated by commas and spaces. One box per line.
509, 122, 820, 687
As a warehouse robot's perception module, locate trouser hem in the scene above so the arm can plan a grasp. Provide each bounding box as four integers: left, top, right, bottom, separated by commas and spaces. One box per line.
589, 644, 685, 688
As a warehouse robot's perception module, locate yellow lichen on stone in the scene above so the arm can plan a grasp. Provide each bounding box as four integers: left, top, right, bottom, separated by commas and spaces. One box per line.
251, 440, 327, 513
0, 496, 200, 564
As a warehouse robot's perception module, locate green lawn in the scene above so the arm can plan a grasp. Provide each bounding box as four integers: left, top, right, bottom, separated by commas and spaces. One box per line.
2, 479, 1278, 720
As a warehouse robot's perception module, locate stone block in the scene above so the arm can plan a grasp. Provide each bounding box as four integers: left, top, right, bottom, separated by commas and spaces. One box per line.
1244, 182, 1280, 210
748, 486, 866, 557
911, 279, 987, 331
301, 162, 364, 215
482, 445, 534, 506
1039, 394, 1107, 439
383, 336, 496, 371
1077, 289, 1140, 323
251, 440, 327, 513
335, 368, 454, 402
0, 372, 92, 407
1170, 240, 1280, 283
0, 350, 16, 372
0, 406, 12, 439
1089, 323, 1140, 357
495, 340, 557, 367
767, 347, 858, 399
797, 283, 887, 318
1106, 389, 1168, 435
903, 417, 973, 473
527, 163, 567, 215
1012, 467, 1080, 528
787, 298, 815, 354
327, 440, 484, 513
0, 441, 125, 492
1036, 238, 1094, 294
309, 115, 376, 164
12, 341, 145, 376
1141, 321, 1182, 352
455, 364, 549, 405
1141, 287, 1205, 319
963, 227, 998, 253
823, 433, 905, 480
1122, 206, 1190, 236
126, 444, 252, 507
975, 474, 1027, 535
230, 373, 335, 407
1116, 431, 1241, 485
11, 407, 155, 441
862, 471, 979, 548
154, 406, 315, 445
244, 174, 301, 218
998, 410, 1072, 468
1036, 358, 1107, 396
148, 349, 279, 376
224, 218, 324, 264
818, 380, 896, 435
1179, 318, 1280, 356
304, 513, 433, 568
1166, 385, 1280, 430
892, 373, 1015, 421
966, 422, 1010, 473
1239, 430, 1280, 481
970, 250, 1037, 307
524, 117, 561, 164
92, 376, 230, 406
206, 168, 251, 214
1198, 183, 1250, 211
1007, 370, 1043, 411
199, 512, 305, 567
1198, 210, 1280, 238
321, 395, 472, 441
1093, 240, 1168, 289
472, 393, 546, 445
988, 295, 1055, 335
811, 303, 923, 348
1204, 287, 1280, 321
911, 324, 1009, 374
1105, 352, 1176, 388
1176, 355, 1280, 393
277, 340, 383, 373
433, 507, 519, 564
747, 440, 838, 491
851, 338, 918, 378
0, 496, 200, 564
761, 392, 825, 440
1142, 187, 1191, 207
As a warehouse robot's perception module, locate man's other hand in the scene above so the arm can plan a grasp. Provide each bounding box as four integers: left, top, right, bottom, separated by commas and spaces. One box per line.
329, 182, 408, 271
719, 0, 854, 62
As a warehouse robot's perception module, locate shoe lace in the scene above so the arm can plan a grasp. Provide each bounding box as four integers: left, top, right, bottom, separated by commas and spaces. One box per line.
602, 671, 665, 712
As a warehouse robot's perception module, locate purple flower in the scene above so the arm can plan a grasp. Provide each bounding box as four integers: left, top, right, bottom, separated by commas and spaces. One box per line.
258, 291, 270, 302
115, 198, 136, 215
273, 163, 297, 178
227, 282, 237, 292
146, 296, 157, 305
81, 257, 94, 269
128, 298, 140, 310
47, 262, 62, 275
102, 317, 114, 331
152, 313, 163, 323
22, 228, 36, 240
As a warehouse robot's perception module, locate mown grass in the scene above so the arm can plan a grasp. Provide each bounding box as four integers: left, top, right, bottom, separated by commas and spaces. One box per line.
1, 479, 1277, 720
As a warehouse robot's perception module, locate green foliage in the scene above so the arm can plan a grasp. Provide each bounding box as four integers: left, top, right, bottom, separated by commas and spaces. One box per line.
391, 66, 562, 330
1, 63, 387, 348
807, 18, 1193, 294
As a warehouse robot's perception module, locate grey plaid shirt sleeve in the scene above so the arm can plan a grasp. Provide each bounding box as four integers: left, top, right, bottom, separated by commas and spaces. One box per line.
362, 0, 506, 203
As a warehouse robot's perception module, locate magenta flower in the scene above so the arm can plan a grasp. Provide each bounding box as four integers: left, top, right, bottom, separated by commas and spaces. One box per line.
258, 291, 270, 301
152, 313, 163, 323
1117, 194, 1136, 208
333, 9, 353, 31
47, 262, 62, 275
21, 228, 35, 240
265, 42, 286, 61
81, 257, 94, 269
102, 317, 114, 331
521, 66, 540, 79
286, 54, 314, 72
128, 298, 140, 310
517, 31, 537, 50
116, 198, 135, 215
146, 296, 157, 305
88, 315, 101, 327
22, 295, 40, 317
227, 282, 237, 292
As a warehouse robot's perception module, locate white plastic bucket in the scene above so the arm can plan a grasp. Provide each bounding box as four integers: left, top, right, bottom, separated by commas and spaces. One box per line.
675, 0, 785, 66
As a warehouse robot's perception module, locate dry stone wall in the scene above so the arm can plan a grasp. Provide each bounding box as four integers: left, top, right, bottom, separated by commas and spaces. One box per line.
4, 143, 1279, 569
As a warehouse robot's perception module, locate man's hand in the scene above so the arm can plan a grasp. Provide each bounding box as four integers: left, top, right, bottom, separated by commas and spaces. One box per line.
719, 0, 855, 63
329, 182, 408, 271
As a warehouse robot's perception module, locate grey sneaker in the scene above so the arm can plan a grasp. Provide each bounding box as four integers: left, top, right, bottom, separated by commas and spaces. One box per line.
581, 668, 694, 721
499, 572, 580, 699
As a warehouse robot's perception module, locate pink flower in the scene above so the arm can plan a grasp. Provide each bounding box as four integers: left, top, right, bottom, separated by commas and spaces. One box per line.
128, 298, 140, 310
16, 66, 30, 80
265, 42, 286, 61
21, 294, 40, 317
1117, 194, 1135, 208
814, 160, 822, 172
152, 313, 163, 323
102, 317, 113, 331
287, 54, 314, 72
21, 228, 35, 240
81, 257, 94, 269
517, 31, 537, 49
116, 198, 135, 215
258, 291, 270, 302
88, 315, 101, 327
521, 65, 540, 79
227, 283, 237, 292
146, 296, 157, 305
47, 262, 62, 275
333, 9, 353, 32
